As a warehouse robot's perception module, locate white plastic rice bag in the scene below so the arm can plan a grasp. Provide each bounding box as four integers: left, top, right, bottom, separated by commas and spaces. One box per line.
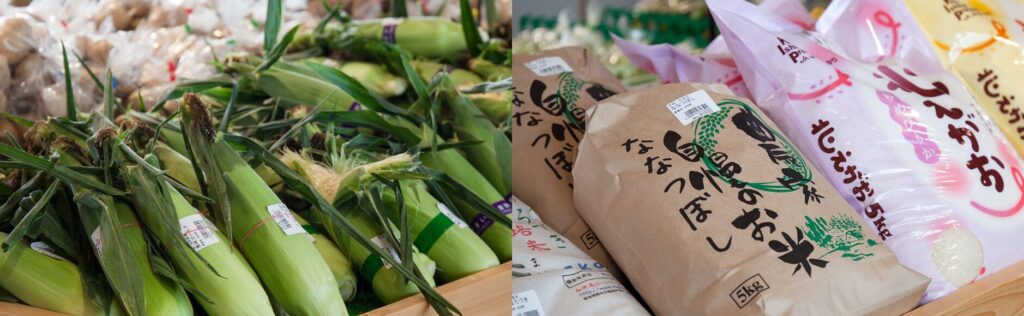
710, 0, 1024, 303
512, 197, 648, 316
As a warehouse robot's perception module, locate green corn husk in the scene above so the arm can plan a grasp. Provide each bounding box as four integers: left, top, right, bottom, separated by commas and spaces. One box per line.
419, 150, 511, 262
349, 17, 470, 60
440, 77, 510, 196
0, 232, 105, 316
56, 146, 192, 316
280, 151, 437, 303
467, 91, 512, 124
468, 57, 511, 81
325, 210, 436, 304
156, 141, 285, 194
181, 95, 346, 316
411, 60, 483, 90
123, 164, 275, 316
339, 62, 407, 98
259, 64, 357, 111
292, 212, 357, 302
380, 180, 499, 281
153, 144, 201, 193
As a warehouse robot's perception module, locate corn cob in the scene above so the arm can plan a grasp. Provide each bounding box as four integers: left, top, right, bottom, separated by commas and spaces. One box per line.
348, 17, 471, 60
181, 94, 346, 316
468, 57, 511, 81
280, 151, 438, 303
467, 91, 512, 124
440, 76, 510, 196
419, 149, 512, 262
411, 60, 483, 90
321, 209, 437, 303
0, 232, 106, 316
339, 61, 407, 98
293, 212, 358, 301
123, 164, 275, 316
380, 180, 499, 281
56, 143, 192, 316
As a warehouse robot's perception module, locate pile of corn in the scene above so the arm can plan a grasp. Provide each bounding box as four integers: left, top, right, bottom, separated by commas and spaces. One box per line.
0, 0, 511, 315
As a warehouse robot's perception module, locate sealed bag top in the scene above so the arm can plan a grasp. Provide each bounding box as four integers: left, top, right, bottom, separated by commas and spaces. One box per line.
574, 82, 928, 315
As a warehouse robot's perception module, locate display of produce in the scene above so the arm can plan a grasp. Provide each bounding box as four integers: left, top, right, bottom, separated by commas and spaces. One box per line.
0, 0, 512, 315
7, 0, 1024, 314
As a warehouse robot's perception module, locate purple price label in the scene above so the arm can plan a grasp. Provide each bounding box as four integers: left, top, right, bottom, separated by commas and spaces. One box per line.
470, 198, 512, 235
470, 213, 494, 235
493, 199, 512, 215
382, 24, 397, 44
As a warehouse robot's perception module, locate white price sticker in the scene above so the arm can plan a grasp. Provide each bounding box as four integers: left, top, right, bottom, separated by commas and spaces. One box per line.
30, 241, 66, 261
90, 228, 103, 256
512, 290, 546, 316
438, 203, 468, 229
524, 57, 573, 77
267, 204, 305, 236
666, 89, 721, 126
371, 235, 401, 269
179, 214, 221, 252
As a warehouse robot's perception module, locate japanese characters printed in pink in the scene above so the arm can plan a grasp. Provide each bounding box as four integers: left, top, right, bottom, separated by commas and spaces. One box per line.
709, 0, 1024, 303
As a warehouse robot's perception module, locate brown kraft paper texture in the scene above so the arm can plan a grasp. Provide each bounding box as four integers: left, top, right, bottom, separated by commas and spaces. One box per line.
512, 47, 625, 277
573, 83, 929, 315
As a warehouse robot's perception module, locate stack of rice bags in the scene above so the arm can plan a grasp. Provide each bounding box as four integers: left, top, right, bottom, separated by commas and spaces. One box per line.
705, 0, 1024, 303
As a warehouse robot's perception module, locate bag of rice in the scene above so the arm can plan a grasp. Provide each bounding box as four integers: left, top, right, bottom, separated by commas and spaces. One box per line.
512, 197, 649, 316
512, 47, 626, 278
573, 82, 929, 315
709, 0, 1024, 302
901, 0, 1024, 157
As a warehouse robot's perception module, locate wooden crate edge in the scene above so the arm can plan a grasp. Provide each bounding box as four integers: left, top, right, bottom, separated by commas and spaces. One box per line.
365, 262, 512, 316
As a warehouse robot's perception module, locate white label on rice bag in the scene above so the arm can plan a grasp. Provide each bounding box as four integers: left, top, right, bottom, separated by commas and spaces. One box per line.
371, 235, 401, 269
30, 241, 66, 261
437, 203, 468, 229
525, 57, 573, 77
90, 228, 103, 256
267, 204, 305, 236
179, 214, 220, 251
511, 290, 546, 316
666, 89, 721, 126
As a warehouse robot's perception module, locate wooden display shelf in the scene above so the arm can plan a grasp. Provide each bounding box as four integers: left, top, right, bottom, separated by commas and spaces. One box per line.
906, 259, 1024, 315
366, 262, 511, 315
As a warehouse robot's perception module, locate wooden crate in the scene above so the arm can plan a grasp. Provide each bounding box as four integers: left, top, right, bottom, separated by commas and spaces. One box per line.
0, 302, 65, 316
366, 262, 511, 316
906, 259, 1024, 315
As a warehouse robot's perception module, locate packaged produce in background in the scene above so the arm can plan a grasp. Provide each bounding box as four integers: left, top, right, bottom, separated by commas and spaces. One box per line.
512, 47, 625, 278
612, 0, 816, 99
901, 0, 1024, 158
709, 0, 1024, 303
511, 197, 648, 316
574, 82, 929, 315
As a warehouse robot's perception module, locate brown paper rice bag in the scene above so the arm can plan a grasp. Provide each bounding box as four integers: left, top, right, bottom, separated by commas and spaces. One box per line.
574, 83, 929, 315
512, 47, 625, 277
